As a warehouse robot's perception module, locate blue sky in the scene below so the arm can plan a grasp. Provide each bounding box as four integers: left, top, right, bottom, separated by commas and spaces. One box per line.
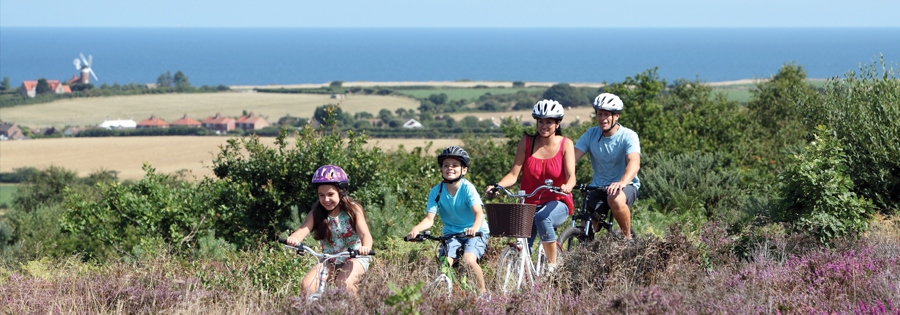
2, 0, 899, 28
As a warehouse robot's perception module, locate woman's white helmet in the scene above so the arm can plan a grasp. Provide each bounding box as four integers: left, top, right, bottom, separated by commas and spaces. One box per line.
532, 99, 565, 120
592, 93, 623, 114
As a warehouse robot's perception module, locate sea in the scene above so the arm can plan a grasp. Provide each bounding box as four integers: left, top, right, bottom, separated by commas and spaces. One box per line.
1, 28, 898, 86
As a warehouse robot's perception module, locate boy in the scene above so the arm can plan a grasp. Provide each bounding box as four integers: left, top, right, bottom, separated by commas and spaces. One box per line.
407, 146, 490, 295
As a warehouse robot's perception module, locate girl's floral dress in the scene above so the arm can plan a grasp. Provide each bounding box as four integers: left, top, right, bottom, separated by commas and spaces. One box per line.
322, 210, 361, 264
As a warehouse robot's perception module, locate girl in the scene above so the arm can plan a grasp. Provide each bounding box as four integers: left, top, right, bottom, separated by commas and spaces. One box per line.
485, 99, 576, 272
286, 165, 373, 296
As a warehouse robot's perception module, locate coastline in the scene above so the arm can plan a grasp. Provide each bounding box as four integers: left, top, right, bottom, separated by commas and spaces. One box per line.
230, 78, 821, 90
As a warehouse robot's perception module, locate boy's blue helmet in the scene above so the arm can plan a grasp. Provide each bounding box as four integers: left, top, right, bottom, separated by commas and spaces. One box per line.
437, 146, 470, 168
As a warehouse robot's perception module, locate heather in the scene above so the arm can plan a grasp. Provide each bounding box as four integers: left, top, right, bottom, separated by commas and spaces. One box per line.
2, 60, 899, 313
2, 221, 898, 314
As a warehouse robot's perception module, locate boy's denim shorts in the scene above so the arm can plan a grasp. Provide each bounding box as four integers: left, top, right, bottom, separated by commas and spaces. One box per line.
441, 232, 489, 259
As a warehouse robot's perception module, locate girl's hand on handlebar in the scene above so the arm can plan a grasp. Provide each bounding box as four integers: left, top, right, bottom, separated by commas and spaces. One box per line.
559, 184, 571, 194
286, 236, 301, 246
357, 246, 370, 255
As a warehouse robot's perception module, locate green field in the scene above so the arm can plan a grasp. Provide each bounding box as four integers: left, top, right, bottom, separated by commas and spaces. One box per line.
0, 184, 17, 209
391, 87, 547, 100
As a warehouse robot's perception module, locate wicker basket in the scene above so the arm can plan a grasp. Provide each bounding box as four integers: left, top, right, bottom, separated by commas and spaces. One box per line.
485, 203, 536, 238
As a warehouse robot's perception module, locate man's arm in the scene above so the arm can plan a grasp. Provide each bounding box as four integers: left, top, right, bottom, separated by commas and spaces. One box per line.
608, 152, 641, 195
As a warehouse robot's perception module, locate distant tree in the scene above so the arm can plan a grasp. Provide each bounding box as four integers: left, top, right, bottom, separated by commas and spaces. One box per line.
353, 120, 372, 129
379, 108, 394, 123
354, 111, 374, 119
36, 78, 51, 95
542, 83, 588, 107
419, 100, 438, 113
478, 101, 501, 111
513, 98, 535, 110
445, 117, 457, 128
395, 108, 407, 117
512, 81, 525, 88
0, 77, 9, 91
461, 115, 480, 128
216, 85, 230, 91
428, 93, 448, 105
329, 81, 343, 89
419, 111, 434, 123
314, 104, 344, 125
157, 71, 173, 87
173, 71, 190, 87
388, 119, 405, 128
70, 83, 94, 92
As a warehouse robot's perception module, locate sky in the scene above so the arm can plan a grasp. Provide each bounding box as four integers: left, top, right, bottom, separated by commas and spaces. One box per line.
2, 0, 900, 28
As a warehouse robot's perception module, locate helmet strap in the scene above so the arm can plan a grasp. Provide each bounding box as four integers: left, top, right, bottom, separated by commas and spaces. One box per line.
442, 174, 464, 184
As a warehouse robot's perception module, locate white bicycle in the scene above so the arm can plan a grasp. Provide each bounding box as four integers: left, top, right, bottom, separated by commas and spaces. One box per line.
278, 239, 375, 301
485, 180, 567, 293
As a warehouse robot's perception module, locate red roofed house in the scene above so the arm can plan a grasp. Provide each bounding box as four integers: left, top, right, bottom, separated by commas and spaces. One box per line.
235, 112, 270, 131
202, 112, 236, 133
169, 113, 202, 128
136, 115, 170, 129
20, 80, 71, 98
0, 122, 25, 140
67, 74, 81, 86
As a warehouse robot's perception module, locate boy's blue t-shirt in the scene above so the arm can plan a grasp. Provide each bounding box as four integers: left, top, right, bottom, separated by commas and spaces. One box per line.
426, 178, 490, 236
574, 124, 641, 190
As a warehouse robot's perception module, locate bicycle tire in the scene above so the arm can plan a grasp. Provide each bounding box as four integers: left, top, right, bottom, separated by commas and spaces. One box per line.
537, 242, 565, 275
559, 226, 592, 252
493, 246, 523, 293
423, 274, 452, 297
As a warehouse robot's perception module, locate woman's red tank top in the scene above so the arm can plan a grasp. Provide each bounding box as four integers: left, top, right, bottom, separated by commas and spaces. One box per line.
522, 136, 575, 215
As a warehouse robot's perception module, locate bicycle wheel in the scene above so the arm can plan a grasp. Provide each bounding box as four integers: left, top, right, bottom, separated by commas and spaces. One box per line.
456, 261, 479, 295
559, 226, 591, 252
493, 246, 523, 293
537, 242, 565, 276
423, 274, 452, 297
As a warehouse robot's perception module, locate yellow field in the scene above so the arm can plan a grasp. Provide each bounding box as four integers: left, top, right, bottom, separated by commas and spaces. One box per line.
0, 93, 420, 128
0, 136, 462, 180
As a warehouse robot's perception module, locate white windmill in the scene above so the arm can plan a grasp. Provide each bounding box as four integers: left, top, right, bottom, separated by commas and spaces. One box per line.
73, 53, 98, 84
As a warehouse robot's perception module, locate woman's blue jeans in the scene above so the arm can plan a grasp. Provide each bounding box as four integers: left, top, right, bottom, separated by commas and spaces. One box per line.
528, 200, 569, 248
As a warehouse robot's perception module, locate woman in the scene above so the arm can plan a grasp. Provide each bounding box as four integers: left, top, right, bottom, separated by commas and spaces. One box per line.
485, 99, 576, 272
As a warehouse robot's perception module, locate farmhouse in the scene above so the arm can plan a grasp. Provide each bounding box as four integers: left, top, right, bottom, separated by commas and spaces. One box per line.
0, 122, 25, 140
136, 115, 170, 129
169, 113, 202, 128
20, 80, 71, 98
402, 119, 424, 129
202, 112, 236, 133
98, 118, 137, 129
235, 112, 270, 131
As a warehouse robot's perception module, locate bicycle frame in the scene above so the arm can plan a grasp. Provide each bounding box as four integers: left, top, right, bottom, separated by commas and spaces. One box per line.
404, 231, 482, 295
277, 239, 375, 301
487, 180, 566, 292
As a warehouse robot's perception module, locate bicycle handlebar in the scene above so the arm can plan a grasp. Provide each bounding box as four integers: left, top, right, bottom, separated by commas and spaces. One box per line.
573, 184, 609, 192
403, 231, 484, 242
277, 239, 376, 257
485, 184, 566, 199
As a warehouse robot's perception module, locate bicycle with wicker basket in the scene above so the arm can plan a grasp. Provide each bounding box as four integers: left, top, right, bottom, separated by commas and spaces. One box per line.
484, 180, 568, 293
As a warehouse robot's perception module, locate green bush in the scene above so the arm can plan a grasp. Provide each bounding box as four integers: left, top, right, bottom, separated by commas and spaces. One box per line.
776, 126, 873, 243
799, 57, 900, 214
640, 151, 744, 225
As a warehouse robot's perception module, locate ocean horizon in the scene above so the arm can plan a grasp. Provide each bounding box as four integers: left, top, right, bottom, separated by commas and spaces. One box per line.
1, 27, 898, 87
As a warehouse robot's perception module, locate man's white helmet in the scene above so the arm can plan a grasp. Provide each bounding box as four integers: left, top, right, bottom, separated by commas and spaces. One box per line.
592, 93, 623, 114
532, 99, 565, 120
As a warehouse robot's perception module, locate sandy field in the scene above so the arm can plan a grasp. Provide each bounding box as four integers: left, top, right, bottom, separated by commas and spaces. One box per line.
0, 93, 420, 128
0, 137, 462, 181
231, 81, 606, 90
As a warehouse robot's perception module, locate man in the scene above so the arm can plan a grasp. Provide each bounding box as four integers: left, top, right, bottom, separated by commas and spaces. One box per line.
573, 93, 640, 239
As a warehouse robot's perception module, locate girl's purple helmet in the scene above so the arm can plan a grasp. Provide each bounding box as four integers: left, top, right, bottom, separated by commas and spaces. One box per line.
311, 165, 349, 190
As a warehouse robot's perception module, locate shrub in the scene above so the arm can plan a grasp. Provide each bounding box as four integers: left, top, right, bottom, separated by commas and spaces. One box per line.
776, 126, 873, 243
799, 57, 900, 214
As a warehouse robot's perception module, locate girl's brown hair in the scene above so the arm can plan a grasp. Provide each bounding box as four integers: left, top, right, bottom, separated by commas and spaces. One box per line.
309, 186, 363, 244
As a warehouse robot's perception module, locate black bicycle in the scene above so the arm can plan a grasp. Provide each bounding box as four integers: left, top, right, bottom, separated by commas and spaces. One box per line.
558, 184, 636, 251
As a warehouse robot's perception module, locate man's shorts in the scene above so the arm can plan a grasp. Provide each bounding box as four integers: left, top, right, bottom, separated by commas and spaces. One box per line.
441, 232, 489, 259
587, 184, 638, 215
